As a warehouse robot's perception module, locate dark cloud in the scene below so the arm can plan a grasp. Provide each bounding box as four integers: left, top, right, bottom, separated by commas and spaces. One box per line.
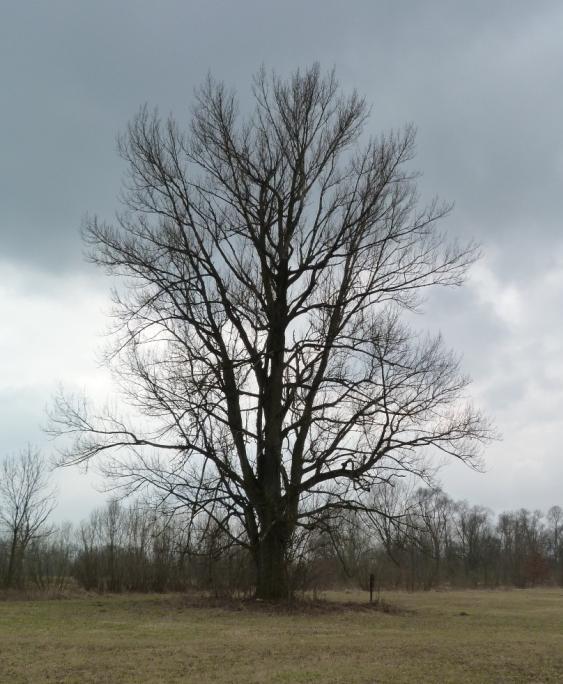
2, 1, 562, 274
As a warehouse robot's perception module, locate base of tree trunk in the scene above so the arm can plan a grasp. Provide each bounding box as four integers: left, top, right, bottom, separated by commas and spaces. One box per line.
254, 532, 289, 601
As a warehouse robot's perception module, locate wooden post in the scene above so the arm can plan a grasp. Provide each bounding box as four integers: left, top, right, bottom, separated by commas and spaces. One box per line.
369, 572, 375, 603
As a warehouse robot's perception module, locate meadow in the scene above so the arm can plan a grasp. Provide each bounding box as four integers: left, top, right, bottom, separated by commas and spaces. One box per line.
1, 588, 563, 682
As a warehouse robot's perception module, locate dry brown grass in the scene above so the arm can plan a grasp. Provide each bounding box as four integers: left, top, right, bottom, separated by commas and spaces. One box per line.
1, 588, 563, 682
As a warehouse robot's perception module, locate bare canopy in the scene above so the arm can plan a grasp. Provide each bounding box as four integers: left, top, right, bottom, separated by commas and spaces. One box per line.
49, 65, 490, 599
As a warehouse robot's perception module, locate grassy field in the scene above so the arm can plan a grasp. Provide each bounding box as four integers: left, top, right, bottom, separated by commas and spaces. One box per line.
1, 588, 562, 683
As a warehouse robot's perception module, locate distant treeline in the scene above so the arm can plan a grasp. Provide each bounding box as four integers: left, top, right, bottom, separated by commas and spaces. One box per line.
1, 474, 562, 594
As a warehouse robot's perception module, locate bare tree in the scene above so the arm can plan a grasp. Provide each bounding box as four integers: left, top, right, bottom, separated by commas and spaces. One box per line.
453, 501, 495, 586
0, 446, 56, 588
49, 65, 491, 599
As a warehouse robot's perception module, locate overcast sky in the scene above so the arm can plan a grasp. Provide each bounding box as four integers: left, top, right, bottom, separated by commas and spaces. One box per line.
1, 1, 562, 521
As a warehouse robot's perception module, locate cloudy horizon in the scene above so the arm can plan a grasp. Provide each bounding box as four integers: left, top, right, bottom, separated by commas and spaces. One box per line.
2, 1, 563, 522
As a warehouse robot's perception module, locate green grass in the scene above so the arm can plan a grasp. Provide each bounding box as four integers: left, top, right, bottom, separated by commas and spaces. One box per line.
1, 588, 563, 682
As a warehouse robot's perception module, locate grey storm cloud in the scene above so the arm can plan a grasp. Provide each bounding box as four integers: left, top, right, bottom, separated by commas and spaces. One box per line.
2, 0, 562, 272
1, 0, 563, 518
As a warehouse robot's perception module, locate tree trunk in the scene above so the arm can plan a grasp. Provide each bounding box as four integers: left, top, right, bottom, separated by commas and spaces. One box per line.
254, 526, 288, 601
5, 529, 19, 588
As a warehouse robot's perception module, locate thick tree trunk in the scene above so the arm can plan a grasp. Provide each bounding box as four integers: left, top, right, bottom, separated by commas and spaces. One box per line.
254, 526, 289, 601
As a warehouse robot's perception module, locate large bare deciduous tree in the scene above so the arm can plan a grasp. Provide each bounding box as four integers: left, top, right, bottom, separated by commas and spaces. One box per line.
50, 65, 490, 599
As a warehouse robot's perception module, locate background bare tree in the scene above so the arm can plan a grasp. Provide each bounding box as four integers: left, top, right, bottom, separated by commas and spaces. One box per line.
0, 446, 56, 588
49, 65, 491, 599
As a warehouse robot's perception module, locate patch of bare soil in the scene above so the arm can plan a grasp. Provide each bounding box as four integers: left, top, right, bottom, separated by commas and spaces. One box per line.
0, 586, 88, 602
174, 592, 413, 615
